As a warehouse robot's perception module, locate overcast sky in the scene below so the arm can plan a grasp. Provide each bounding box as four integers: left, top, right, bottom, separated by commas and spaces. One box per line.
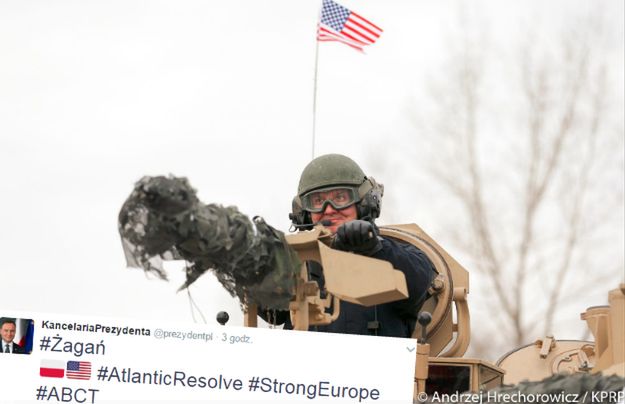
1, 0, 622, 339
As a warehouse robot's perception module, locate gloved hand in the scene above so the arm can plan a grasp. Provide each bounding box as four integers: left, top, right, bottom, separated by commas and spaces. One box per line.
332, 220, 382, 256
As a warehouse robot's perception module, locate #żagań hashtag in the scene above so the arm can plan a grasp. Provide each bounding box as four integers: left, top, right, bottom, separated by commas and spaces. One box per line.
35, 386, 48, 401
97, 366, 109, 381
39, 336, 51, 351
248, 376, 260, 392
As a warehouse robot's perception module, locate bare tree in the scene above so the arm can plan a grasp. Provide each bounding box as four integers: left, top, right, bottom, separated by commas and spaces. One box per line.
401, 7, 624, 358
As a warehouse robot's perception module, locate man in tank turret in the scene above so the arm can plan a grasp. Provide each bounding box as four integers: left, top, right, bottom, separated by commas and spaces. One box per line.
262, 154, 436, 338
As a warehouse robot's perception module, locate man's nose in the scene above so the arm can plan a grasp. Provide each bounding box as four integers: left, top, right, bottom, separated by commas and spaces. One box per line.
322, 203, 338, 214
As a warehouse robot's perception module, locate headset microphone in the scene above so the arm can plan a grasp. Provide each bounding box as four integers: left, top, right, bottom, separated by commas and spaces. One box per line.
290, 219, 332, 230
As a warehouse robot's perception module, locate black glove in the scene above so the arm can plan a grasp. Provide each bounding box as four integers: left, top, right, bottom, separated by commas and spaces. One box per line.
333, 220, 382, 256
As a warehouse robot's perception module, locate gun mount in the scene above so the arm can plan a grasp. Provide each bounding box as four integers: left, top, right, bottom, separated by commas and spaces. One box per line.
244, 226, 410, 330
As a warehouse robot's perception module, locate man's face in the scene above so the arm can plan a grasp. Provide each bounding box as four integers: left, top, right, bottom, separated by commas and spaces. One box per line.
311, 204, 358, 234
0, 322, 16, 344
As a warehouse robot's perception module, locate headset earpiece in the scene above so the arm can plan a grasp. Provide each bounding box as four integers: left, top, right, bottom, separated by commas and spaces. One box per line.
289, 195, 313, 230
357, 177, 384, 221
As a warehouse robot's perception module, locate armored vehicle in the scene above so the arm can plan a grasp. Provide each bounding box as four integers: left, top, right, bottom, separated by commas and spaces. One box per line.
118, 176, 624, 400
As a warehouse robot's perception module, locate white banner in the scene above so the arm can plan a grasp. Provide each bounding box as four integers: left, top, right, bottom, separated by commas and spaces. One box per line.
0, 311, 417, 403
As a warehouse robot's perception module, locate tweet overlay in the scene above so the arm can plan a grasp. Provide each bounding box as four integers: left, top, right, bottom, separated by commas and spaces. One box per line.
0, 311, 418, 403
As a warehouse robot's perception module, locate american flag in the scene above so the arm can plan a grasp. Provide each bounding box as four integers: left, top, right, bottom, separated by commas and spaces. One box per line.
317, 0, 382, 52
66, 361, 91, 380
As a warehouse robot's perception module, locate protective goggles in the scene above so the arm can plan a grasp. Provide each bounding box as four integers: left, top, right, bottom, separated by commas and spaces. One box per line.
300, 187, 360, 213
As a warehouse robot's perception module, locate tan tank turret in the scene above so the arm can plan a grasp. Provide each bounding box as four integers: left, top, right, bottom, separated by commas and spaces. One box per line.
243, 224, 624, 397
496, 284, 624, 384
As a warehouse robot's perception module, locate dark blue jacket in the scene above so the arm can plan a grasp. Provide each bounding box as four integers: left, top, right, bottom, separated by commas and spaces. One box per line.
262, 237, 435, 338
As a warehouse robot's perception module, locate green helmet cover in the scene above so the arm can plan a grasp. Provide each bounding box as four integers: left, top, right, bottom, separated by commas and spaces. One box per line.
291, 154, 383, 227
298, 154, 366, 196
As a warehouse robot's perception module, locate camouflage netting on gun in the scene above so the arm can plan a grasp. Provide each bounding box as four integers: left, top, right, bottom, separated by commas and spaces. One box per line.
118, 175, 301, 310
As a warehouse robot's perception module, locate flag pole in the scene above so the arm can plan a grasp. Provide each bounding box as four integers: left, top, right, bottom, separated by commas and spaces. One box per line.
312, 2, 323, 160
312, 38, 320, 160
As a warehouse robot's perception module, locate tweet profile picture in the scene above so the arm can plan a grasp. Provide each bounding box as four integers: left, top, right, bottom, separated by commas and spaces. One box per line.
1, 317, 34, 355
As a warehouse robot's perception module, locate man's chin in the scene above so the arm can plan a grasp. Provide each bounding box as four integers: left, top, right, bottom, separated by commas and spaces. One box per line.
316, 218, 345, 234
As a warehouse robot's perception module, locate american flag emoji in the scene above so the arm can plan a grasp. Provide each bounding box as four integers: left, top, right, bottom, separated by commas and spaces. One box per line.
66, 361, 91, 380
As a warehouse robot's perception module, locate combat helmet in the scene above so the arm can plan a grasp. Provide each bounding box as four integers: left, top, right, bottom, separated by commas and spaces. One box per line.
289, 154, 384, 229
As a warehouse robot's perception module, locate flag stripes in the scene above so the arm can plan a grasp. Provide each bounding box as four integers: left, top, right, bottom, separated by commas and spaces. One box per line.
317, 0, 382, 52
66, 361, 92, 380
